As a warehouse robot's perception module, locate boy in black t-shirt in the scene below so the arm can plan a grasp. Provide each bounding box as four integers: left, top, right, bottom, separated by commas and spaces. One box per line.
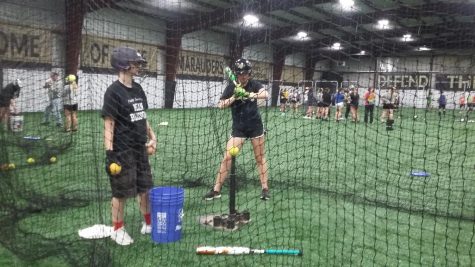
102, 47, 157, 246
204, 58, 270, 201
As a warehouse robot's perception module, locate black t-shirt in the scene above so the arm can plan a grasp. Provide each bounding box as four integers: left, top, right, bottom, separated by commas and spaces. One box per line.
220, 79, 264, 129
322, 92, 332, 105
0, 83, 20, 106
102, 80, 148, 151
307, 90, 317, 105
350, 93, 359, 105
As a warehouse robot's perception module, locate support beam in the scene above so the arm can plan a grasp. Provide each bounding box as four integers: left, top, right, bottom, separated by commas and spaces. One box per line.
65, 0, 86, 76
304, 54, 316, 81
229, 35, 244, 66
164, 26, 182, 108
271, 45, 286, 107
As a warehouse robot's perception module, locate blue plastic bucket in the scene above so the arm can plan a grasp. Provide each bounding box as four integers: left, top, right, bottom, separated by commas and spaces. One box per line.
149, 187, 184, 243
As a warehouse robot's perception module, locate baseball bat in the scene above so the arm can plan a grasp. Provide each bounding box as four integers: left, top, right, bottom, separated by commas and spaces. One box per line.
196, 246, 303, 256
224, 66, 239, 86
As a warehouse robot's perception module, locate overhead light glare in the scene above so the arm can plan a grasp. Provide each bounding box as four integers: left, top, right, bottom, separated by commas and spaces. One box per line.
331, 42, 342, 50
402, 34, 413, 42
297, 31, 308, 39
243, 14, 259, 24
418, 46, 431, 51
377, 19, 389, 29
339, 0, 354, 9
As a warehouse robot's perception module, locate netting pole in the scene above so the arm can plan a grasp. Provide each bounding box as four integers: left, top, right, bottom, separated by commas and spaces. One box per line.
229, 156, 237, 214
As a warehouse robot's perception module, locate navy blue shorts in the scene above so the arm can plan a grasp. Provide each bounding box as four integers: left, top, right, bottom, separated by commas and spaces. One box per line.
232, 124, 264, 139
108, 146, 153, 198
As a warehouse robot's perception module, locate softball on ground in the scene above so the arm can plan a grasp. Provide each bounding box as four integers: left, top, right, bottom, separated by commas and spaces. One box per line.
109, 163, 122, 176
8, 163, 15, 170
26, 157, 35, 164
229, 146, 240, 157
49, 156, 57, 163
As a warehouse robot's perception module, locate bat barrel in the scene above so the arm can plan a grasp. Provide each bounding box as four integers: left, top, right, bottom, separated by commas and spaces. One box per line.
265, 249, 303, 256
229, 157, 236, 214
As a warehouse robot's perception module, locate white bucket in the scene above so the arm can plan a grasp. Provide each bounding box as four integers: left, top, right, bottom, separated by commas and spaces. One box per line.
9, 115, 24, 132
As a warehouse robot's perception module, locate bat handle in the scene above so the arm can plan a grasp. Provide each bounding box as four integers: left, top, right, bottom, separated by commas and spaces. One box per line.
265, 249, 303, 256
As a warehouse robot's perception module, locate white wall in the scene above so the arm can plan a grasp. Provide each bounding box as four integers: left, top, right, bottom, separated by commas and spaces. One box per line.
0, 0, 64, 29
182, 30, 229, 55
285, 53, 306, 67
243, 44, 273, 62
83, 9, 166, 45
174, 80, 224, 108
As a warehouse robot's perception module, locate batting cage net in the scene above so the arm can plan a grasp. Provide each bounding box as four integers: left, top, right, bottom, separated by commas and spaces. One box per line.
0, 0, 474, 266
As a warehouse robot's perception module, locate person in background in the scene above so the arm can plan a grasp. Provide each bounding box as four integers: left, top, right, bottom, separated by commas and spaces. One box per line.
438, 91, 447, 117
62, 74, 79, 132
334, 88, 345, 122
315, 88, 324, 119
304, 87, 317, 119
289, 88, 300, 116
426, 89, 432, 110
41, 72, 63, 127
344, 88, 351, 120
321, 88, 332, 120
279, 87, 289, 114
459, 94, 465, 112
349, 87, 360, 122
363, 87, 376, 124
0, 79, 22, 130
381, 87, 398, 130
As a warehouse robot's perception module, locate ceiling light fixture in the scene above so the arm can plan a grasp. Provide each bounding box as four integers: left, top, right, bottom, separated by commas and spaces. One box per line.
243, 14, 259, 24
418, 46, 431, 51
297, 31, 308, 39
339, 0, 354, 8
402, 34, 413, 42
340, 0, 355, 7
377, 19, 389, 29
331, 42, 341, 50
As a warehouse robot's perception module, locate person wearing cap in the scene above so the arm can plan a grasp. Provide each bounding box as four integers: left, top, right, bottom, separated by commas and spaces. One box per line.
0, 79, 22, 130
101, 46, 157, 246
203, 58, 270, 201
62, 74, 79, 132
41, 72, 63, 127
381, 87, 398, 130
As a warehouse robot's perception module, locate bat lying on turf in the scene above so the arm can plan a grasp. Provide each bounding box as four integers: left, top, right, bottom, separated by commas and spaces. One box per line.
196, 246, 303, 256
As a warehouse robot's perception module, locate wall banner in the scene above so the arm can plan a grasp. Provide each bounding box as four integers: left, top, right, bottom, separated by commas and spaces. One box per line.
178, 50, 226, 78
435, 74, 475, 91
81, 35, 158, 72
377, 73, 431, 89
0, 23, 52, 64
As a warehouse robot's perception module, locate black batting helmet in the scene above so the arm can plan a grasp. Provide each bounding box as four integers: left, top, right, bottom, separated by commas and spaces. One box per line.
111, 47, 147, 71
234, 58, 252, 75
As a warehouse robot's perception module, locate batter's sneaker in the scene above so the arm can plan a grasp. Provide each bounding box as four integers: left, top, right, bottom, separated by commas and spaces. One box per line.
203, 189, 221, 200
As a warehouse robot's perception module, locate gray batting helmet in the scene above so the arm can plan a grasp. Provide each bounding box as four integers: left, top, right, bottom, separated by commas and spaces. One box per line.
111, 47, 147, 70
